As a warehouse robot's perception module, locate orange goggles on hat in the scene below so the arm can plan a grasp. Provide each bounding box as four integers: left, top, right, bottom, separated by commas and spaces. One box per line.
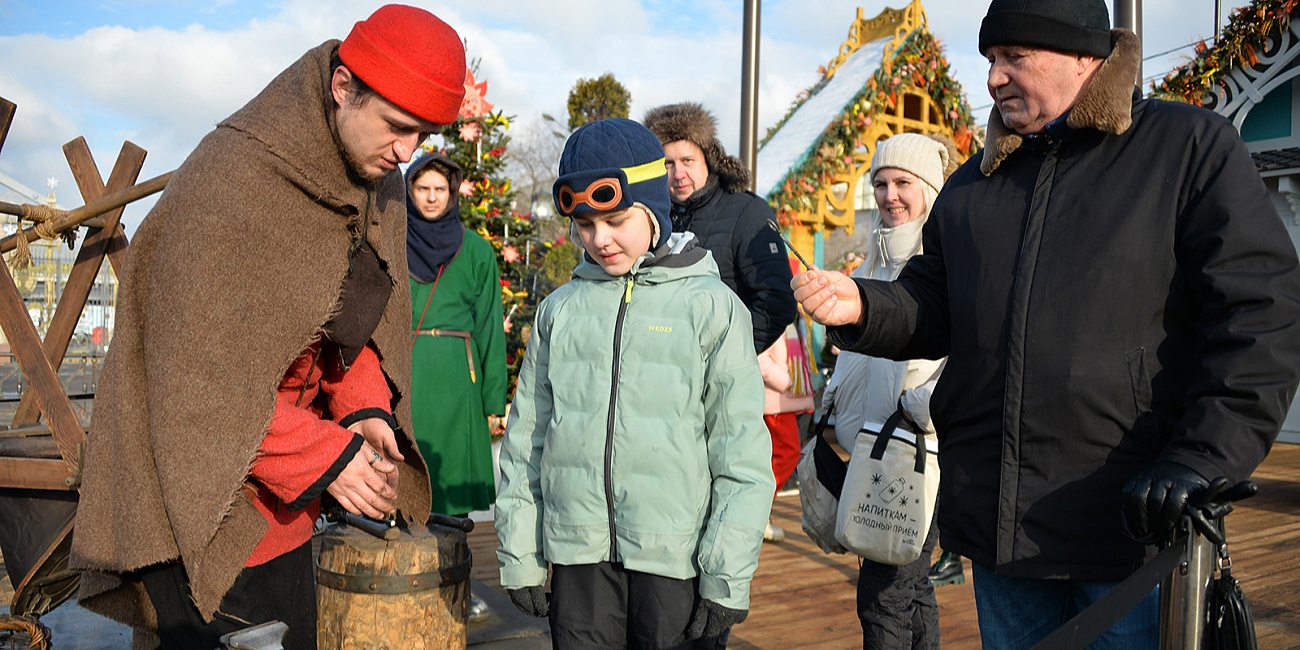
557, 178, 624, 213
553, 158, 667, 217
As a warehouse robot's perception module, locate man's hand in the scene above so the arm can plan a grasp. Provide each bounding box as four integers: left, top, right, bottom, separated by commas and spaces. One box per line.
348, 417, 402, 492
791, 269, 865, 327
507, 586, 549, 617
1121, 461, 1210, 543
326, 443, 399, 519
684, 598, 748, 641
348, 417, 404, 462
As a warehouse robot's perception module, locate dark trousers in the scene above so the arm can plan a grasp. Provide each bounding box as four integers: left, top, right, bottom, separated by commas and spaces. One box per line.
857, 516, 940, 650
140, 540, 316, 649
550, 562, 715, 650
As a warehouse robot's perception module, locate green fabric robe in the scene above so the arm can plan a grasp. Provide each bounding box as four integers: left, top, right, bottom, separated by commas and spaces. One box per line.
410, 230, 507, 515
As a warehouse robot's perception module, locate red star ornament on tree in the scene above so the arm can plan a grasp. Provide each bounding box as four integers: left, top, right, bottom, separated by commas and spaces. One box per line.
459, 69, 494, 120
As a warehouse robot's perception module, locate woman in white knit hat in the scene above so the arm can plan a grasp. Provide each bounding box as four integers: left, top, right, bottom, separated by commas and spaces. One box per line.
820, 132, 955, 649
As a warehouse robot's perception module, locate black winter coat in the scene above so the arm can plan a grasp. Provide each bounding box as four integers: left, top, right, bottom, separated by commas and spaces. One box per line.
834, 32, 1300, 581
671, 181, 797, 353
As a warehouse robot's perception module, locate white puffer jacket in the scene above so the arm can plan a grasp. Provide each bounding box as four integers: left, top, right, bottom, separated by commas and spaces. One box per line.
821, 215, 945, 452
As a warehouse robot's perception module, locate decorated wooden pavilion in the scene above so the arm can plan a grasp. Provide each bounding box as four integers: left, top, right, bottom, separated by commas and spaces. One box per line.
754, 0, 982, 266
1154, 0, 1300, 443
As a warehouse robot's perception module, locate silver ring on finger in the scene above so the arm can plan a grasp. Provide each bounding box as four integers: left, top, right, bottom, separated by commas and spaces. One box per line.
368, 449, 382, 466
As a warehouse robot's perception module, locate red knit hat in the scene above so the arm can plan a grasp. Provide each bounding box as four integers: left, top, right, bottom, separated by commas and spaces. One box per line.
338, 4, 467, 124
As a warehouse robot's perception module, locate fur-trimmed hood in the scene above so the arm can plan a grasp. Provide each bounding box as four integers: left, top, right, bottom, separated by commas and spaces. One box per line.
981, 29, 1141, 175
643, 102, 751, 194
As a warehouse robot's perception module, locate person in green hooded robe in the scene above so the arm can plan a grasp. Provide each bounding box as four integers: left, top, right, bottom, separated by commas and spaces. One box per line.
406, 151, 507, 574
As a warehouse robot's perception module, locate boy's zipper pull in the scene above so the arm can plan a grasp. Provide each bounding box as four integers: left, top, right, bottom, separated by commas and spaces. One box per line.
624, 277, 634, 304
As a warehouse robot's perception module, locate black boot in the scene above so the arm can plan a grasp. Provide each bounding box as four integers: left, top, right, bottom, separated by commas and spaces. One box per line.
928, 550, 965, 586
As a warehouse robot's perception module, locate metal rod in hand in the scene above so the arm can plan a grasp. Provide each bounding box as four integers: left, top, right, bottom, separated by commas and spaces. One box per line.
766, 220, 816, 271
0, 171, 172, 254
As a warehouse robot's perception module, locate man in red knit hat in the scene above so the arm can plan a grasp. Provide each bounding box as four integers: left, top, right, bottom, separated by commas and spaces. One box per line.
70, 6, 466, 648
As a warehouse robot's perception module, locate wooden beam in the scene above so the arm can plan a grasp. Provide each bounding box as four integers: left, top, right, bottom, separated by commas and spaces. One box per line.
0, 97, 15, 155
0, 171, 170, 253
0, 257, 86, 472
12, 138, 143, 424
67, 137, 138, 275
0, 456, 76, 491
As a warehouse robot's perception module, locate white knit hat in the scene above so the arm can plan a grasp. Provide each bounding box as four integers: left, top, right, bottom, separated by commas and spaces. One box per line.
870, 133, 951, 193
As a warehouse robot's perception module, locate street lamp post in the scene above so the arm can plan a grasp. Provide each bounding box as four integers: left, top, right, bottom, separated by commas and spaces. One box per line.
1114, 0, 1143, 83
740, 0, 761, 190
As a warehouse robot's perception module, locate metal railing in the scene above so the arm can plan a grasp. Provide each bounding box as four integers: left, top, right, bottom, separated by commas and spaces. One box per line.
1031, 479, 1256, 650
0, 351, 104, 423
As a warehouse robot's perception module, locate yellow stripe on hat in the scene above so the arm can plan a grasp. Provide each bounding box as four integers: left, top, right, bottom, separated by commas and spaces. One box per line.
622, 158, 667, 184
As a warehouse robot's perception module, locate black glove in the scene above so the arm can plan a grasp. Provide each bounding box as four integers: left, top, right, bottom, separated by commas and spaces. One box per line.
1121, 461, 1210, 543
507, 586, 549, 617
684, 598, 748, 641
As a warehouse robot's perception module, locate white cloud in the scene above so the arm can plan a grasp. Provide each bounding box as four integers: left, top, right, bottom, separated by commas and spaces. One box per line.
0, 0, 1243, 233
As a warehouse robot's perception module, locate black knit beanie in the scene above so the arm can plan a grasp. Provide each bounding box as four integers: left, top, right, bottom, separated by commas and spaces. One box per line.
979, 0, 1112, 58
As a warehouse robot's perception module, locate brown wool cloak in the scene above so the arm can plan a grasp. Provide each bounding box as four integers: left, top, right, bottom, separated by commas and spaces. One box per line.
68, 40, 430, 641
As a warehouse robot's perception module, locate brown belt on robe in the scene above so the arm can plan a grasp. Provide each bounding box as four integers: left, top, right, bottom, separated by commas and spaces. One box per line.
412, 329, 476, 383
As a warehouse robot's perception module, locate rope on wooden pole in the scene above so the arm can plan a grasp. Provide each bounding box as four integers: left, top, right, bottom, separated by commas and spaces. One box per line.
9, 204, 72, 270
0, 171, 171, 269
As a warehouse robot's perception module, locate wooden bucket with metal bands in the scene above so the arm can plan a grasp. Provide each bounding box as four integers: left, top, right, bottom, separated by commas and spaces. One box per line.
316, 522, 470, 648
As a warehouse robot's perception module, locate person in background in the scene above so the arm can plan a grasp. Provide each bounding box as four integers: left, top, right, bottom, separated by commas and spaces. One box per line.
794, 1, 1300, 645
643, 102, 796, 354
757, 267, 817, 542
70, 6, 467, 647
820, 133, 952, 649
496, 118, 774, 649
406, 151, 506, 623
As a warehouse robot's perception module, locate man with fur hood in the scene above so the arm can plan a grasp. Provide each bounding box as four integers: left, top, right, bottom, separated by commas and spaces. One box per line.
643, 103, 797, 354
793, 0, 1300, 646
69, 6, 466, 648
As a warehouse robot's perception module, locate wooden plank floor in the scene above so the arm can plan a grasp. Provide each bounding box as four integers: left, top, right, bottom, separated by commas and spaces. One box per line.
3, 445, 1293, 646
467, 443, 1300, 649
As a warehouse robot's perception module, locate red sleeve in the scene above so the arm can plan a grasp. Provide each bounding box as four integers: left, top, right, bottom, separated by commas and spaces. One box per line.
252, 342, 362, 511
321, 344, 395, 429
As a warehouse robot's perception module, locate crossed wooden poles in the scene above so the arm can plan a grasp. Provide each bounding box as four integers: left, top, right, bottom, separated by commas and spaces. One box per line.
0, 96, 169, 492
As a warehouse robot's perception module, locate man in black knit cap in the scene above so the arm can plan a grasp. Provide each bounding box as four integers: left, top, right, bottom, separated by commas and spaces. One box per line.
793, 0, 1300, 646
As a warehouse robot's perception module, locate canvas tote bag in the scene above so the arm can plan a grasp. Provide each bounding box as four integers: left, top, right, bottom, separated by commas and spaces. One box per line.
797, 409, 848, 555
834, 405, 939, 565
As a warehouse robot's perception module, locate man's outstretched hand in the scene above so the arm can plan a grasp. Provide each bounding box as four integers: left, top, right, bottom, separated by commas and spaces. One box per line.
791, 269, 865, 327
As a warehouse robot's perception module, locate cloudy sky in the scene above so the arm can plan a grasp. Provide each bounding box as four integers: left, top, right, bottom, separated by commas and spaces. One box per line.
1, 0, 1227, 232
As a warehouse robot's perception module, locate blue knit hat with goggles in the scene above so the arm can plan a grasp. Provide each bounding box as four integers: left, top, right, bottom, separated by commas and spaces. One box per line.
553, 118, 672, 249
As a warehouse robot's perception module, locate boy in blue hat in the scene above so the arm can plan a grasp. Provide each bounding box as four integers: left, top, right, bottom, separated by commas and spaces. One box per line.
495, 118, 775, 648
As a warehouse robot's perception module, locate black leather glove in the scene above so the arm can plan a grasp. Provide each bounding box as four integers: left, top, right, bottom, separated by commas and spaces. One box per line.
684, 598, 748, 641
1122, 461, 1210, 543
507, 586, 549, 617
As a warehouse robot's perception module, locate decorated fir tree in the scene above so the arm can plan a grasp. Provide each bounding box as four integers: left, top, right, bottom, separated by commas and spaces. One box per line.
423, 64, 540, 399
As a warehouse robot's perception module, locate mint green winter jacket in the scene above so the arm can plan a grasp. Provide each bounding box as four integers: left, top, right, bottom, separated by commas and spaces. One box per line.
495, 234, 774, 610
